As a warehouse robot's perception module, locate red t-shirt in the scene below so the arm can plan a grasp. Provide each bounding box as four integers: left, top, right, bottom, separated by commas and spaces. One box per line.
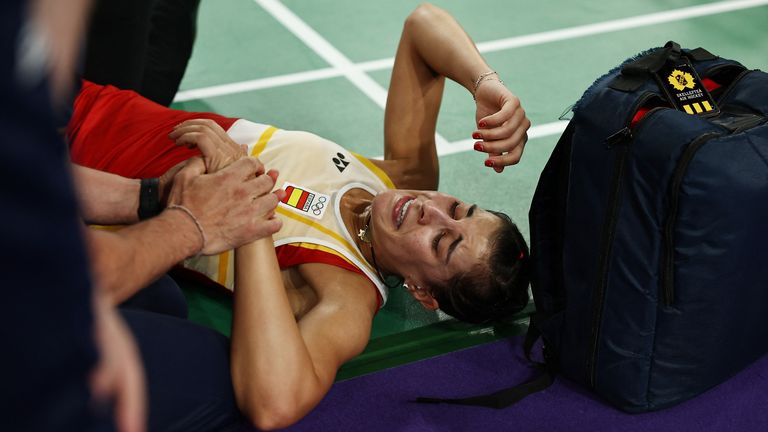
66, 81, 380, 304
68, 80, 238, 178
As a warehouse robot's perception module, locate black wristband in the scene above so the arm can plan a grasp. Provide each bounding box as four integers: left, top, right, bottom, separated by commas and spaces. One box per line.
138, 178, 161, 220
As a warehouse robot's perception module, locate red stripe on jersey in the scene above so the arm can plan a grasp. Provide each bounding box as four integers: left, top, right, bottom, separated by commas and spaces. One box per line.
68, 80, 239, 178
168, 245, 384, 311
275, 244, 383, 310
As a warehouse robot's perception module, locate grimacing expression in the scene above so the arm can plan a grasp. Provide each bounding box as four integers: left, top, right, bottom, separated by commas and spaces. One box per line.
369, 189, 502, 290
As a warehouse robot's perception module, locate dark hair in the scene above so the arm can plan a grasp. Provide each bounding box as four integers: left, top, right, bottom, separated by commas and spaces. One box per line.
431, 211, 530, 324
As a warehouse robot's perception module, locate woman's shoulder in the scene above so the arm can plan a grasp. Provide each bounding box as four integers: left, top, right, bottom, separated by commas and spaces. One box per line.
298, 262, 380, 311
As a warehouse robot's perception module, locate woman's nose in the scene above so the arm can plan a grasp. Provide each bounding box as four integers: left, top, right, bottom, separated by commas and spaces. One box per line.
418, 200, 451, 225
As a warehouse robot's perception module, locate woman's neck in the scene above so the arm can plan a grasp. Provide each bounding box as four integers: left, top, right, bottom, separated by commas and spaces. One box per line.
339, 188, 375, 266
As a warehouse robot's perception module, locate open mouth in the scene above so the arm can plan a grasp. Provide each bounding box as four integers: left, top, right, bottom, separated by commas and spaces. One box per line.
393, 196, 414, 229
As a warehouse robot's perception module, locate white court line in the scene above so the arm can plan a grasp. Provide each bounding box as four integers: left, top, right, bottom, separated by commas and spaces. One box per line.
253, 0, 451, 150
436, 120, 569, 157
174, 0, 768, 103
427, 120, 568, 158
370, 120, 569, 159
475, 0, 768, 52
254, 0, 388, 108
174, 67, 339, 102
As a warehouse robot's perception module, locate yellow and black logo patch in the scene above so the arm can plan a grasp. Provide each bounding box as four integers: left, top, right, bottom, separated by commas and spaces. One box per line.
654, 60, 719, 117
667, 69, 695, 91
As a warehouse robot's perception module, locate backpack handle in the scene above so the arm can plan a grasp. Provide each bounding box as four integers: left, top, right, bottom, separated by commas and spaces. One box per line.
611, 41, 682, 92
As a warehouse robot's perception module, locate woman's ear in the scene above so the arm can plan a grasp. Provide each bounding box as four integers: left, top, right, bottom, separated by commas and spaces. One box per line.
405, 283, 440, 311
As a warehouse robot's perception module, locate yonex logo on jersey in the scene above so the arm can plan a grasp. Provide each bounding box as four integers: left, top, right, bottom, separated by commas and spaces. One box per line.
279, 182, 330, 220
333, 152, 350, 173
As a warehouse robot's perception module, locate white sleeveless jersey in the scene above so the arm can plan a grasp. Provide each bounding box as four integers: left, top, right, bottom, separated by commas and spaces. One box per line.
184, 119, 394, 306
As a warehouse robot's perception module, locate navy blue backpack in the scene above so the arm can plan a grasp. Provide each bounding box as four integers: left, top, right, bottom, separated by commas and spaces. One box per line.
419, 42, 768, 412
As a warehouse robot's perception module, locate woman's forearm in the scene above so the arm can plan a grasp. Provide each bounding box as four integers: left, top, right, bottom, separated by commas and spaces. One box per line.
381, 3, 528, 179
230, 238, 324, 429
405, 4, 491, 93
380, 3, 493, 189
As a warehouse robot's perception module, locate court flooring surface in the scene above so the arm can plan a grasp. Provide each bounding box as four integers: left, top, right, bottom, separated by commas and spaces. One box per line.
172, 0, 768, 380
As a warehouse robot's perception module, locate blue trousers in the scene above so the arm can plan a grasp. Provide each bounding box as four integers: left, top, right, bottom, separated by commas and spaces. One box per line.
120, 276, 255, 431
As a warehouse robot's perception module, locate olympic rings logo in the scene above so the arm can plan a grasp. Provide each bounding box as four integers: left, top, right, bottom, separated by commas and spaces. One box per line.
311, 196, 327, 215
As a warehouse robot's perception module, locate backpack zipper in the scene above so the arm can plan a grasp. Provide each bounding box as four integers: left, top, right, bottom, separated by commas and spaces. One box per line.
586, 66, 753, 386
657, 67, 755, 307
659, 132, 723, 306
586, 93, 660, 387
712, 69, 753, 104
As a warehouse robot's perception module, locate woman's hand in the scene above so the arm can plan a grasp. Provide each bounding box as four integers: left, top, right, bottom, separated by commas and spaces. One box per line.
472, 79, 530, 172
168, 119, 248, 174
157, 159, 189, 207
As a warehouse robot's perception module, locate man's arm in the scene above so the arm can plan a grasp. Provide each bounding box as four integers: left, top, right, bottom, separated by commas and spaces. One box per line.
86, 157, 282, 304
85, 210, 200, 303
372, 3, 530, 188
73, 162, 187, 225
73, 165, 141, 225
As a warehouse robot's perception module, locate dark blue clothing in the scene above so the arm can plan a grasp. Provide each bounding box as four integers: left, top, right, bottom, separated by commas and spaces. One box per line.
122, 310, 250, 431
1, 4, 250, 428
119, 278, 254, 431
121, 274, 189, 319
0, 2, 111, 431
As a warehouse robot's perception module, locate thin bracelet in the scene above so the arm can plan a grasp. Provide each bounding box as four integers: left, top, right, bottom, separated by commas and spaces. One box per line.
167, 204, 207, 256
472, 71, 504, 100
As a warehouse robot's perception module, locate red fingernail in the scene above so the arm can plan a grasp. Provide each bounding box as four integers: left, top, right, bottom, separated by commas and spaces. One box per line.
484, 159, 494, 167
473, 142, 484, 151
478, 121, 487, 128
472, 132, 482, 140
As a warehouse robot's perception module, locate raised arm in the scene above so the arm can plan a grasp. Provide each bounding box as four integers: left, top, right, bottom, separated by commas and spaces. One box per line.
375, 3, 529, 188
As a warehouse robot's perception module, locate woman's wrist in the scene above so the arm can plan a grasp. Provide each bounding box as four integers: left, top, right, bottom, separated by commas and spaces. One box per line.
471, 71, 504, 100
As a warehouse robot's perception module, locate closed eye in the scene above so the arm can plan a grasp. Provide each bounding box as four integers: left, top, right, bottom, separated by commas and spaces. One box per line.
446, 204, 476, 263
451, 201, 459, 219
433, 231, 446, 254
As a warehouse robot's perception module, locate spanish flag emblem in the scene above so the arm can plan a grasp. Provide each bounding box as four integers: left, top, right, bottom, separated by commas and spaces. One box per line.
283, 185, 314, 212
279, 182, 329, 219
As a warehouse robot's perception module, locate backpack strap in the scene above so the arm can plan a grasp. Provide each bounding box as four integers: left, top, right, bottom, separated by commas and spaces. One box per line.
610, 42, 720, 92
686, 47, 718, 62
414, 313, 556, 408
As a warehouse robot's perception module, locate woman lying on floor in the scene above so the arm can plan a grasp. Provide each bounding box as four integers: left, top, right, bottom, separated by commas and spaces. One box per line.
69, 4, 531, 429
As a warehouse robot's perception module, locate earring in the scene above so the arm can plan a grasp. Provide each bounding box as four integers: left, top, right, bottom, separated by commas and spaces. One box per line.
357, 224, 371, 244
404, 283, 424, 292
358, 209, 373, 244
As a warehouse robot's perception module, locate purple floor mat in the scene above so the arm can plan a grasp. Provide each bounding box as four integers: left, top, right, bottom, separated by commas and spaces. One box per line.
286, 337, 768, 432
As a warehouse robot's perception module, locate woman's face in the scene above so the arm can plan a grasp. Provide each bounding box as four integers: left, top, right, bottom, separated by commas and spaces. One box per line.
369, 189, 501, 289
